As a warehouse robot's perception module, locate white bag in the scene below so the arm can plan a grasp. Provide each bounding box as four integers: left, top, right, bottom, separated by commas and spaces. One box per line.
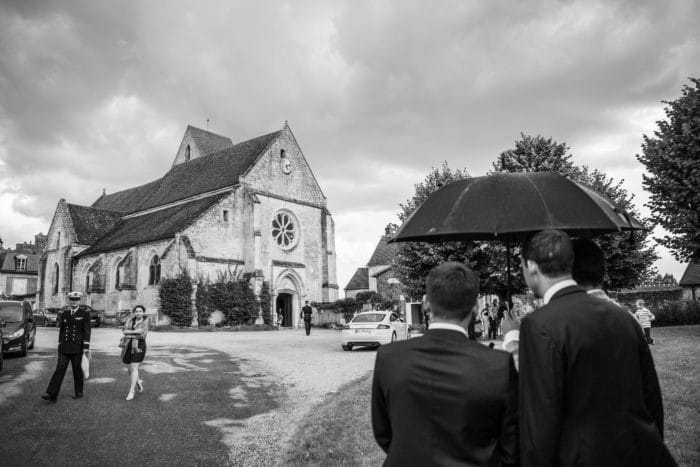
81, 351, 91, 379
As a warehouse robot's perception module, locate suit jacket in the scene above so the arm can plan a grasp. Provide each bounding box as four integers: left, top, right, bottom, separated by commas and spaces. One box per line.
372, 329, 518, 466
519, 286, 676, 467
57, 307, 91, 354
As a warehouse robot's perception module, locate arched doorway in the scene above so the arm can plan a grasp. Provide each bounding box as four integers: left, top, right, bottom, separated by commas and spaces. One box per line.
276, 293, 293, 327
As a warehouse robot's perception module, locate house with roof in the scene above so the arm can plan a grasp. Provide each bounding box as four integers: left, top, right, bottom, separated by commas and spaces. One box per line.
37, 123, 338, 326
0, 233, 47, 305
344, 225, 403, 301
679, 261, 700, 302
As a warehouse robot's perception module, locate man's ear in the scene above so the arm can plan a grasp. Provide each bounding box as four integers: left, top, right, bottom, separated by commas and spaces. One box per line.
522, 259, 538, 276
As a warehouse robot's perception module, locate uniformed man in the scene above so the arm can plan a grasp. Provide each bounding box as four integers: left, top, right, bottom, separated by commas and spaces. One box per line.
300, 300, 313, 336
42, 291, 91, 402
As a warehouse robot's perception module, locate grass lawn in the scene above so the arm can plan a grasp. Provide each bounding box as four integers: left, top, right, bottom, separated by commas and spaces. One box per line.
286, 325, 700, 466
0, 345, 279, 466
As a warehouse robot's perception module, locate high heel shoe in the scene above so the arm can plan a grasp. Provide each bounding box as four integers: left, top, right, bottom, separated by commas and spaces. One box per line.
126, 391, 135, 401
137, 379, 144, 393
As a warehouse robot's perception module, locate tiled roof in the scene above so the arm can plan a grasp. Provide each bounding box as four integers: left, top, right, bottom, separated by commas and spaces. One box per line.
679, 262, 700, 286
91, 129, 281, 214
345, 267, 369, 291
91, 179, 161, 213
367, 235, 398, 267
186, 125, 233, 156
0, 250, 40, 273
67, 204, 123, 245
137, 130, 281, 211
76, 193, 228, 257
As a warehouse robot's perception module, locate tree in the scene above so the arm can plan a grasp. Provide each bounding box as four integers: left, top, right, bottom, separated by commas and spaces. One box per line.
494, 134, 657, 290
394, 162, 525, 299
637, 77, 700, 261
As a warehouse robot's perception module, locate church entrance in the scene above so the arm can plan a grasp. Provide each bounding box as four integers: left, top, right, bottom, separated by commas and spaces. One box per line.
276, 293, 293, 327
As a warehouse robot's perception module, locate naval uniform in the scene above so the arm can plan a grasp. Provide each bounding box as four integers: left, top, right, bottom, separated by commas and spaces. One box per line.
301, 305, 313, 336
46, 306, 91, 398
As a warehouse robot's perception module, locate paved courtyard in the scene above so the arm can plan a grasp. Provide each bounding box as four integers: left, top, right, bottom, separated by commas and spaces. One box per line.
0, 326, 378, 466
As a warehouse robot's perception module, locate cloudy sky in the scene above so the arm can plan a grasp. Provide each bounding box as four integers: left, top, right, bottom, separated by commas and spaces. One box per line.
1, 0, 698, 292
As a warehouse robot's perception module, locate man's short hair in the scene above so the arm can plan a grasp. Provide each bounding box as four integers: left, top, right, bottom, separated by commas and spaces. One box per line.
426, 262, 479, 321
572, 238, 605, 288
521, 230, 574, 277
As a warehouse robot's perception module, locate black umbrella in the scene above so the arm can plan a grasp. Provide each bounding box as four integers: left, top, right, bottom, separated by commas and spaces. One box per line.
391, 172, 645, 300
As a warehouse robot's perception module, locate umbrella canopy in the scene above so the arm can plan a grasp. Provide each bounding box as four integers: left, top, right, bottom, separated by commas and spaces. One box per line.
392, 172, 644, 243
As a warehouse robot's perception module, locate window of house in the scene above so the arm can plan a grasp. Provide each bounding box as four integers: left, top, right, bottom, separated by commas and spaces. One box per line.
149, 256, 161, 285
15, 255, 27, 271
271, 210, 299, 250
223, 210, 229, 222
53, 263, 59, 294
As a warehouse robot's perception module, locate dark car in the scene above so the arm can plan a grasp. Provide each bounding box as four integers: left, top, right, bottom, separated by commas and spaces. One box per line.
59, 304, 101, 327
0, 300, 36, 357
34, 308, 59, 326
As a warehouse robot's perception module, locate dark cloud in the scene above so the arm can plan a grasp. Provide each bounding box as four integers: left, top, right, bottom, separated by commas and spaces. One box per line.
0, 0, 697, 288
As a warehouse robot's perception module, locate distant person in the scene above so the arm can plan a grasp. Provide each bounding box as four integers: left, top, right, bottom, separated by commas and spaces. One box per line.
372, 262, 518, 466
635, 299, 656, 345
301, 301, 313, 336
518, 230, 675, 466
501, 297, 524, 371
122, 305, 149, 401
42, 291, 91, 402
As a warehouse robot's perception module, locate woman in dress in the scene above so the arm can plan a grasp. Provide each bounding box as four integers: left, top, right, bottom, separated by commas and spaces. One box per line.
501, 298, 524, 371
122, 305, 149, 401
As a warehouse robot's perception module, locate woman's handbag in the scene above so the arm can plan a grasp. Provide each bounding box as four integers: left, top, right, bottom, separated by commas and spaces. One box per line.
119, 336, 129, 348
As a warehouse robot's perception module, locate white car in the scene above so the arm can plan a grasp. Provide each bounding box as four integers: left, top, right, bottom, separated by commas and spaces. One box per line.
341, 311, 410, 351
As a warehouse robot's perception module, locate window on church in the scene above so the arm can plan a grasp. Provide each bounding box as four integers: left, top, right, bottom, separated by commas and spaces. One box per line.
185, 144, 191, 162
115, 267, 121, 289
223, 210, 229, 222
56, 231, 61, 249
149, 256, 161, 285
53, 263, 59, 294
15, 255, 27, 271
272, 210, 299, 250
86, 273, 91, 294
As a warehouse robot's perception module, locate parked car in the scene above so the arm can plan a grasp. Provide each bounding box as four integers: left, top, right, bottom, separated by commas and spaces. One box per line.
33, 308, 59, 327
341, 310, 410, 351
59, 304, 101, 327
0, 300, 36, 357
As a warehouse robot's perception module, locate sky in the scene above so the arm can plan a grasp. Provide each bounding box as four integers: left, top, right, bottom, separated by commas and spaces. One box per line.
0, 0, 698, 294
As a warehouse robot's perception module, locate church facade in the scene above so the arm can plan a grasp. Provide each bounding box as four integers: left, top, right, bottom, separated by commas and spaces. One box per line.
37, 123, 338, 326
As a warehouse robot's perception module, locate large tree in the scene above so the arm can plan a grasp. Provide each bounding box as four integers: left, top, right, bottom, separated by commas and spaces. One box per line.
493, 135, 657, 290
637, 77, 700, 261
394, 162, 526, 299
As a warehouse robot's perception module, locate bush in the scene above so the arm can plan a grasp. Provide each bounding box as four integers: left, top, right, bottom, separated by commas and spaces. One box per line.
158, 271, 194, 327
196, 270, 259, 326
195, 278, 212, 325
649, 299, 700, 327
260, 281, 272, 325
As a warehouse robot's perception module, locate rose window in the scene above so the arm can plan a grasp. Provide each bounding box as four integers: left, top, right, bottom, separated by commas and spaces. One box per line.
272, 211, 298, 250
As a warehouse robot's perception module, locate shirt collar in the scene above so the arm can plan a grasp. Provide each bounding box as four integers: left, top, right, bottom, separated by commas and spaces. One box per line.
428, 322, 468, 337
543, 279, 578, 305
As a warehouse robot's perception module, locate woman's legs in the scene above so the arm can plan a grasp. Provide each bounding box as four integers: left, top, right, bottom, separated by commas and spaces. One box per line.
128, 363, 140, 394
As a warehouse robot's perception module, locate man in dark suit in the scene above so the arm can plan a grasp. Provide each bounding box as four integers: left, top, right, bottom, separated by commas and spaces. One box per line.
519, 230, 675, 466
42, 291, 91, 402
372, 262, 518, 466
300, 300, 313, 336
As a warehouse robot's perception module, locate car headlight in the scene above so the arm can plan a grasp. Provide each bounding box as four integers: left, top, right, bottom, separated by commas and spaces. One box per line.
8, 328, 25, 339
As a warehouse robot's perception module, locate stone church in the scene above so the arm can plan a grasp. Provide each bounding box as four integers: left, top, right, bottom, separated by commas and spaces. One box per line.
37, 123, 338, 326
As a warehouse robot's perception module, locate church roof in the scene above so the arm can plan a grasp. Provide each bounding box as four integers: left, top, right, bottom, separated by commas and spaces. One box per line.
345, 267, 369, 291
67, 204, 123, 245
185, 125, 233, 156
680, 261, 700, 286
77, 193, 228, 257
91, 129, 282, 214
367, 235, 398, 267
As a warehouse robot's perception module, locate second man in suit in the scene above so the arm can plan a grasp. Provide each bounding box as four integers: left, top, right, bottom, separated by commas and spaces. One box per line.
372, 261, 518, 466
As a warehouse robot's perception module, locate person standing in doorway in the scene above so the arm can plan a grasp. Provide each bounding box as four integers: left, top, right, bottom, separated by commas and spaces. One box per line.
42, 291, 91, 402
301, 300, 313, 336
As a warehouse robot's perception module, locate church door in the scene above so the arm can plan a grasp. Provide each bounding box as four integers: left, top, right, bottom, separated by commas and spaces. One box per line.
276, 293, 293, 327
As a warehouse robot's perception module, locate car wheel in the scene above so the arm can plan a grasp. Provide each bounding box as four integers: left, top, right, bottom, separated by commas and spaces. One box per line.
342, 344, 352, 351
28, 331, 35, 350
19, 337, 28, 357
391, 332, 397, 343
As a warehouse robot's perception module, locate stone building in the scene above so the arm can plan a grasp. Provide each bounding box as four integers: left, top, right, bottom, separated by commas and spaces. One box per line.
0, 233, 47, 305
37, 123, 338, 326
679, 261, 700, 302
344, 225, 403, 301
